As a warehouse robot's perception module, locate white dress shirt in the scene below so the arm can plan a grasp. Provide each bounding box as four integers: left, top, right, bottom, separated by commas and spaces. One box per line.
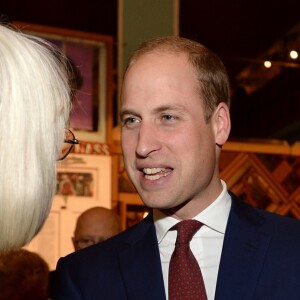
153, 180, 231, 300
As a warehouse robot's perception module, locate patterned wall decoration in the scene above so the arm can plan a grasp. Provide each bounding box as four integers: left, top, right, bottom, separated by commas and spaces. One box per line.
220, 151, 300, 218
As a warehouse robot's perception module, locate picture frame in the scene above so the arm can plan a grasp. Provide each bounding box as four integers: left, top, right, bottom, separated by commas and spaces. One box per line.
13, 21, 114, 143
55, 153, 112, 206
25, 153, 112, 268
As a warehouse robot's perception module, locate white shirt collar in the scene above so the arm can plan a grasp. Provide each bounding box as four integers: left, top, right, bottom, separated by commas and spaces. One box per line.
154, 180, 231, 243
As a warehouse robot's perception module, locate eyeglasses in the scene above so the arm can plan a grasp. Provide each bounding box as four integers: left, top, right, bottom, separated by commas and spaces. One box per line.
73, 237, 106, 249
58, 129, 79, 161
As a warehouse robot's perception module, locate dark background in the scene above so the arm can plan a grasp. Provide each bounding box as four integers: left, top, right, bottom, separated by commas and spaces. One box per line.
2, 0, 300, 143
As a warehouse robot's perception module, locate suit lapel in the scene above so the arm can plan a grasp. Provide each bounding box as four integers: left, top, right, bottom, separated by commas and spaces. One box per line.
116, 197, 271, 300
215, 196, 271, 300
119, 214, 166, 300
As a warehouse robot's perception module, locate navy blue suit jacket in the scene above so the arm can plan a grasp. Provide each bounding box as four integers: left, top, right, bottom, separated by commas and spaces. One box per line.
54, 194, 300, 299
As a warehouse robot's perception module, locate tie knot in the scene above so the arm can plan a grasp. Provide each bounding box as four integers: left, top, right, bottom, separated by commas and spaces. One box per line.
175, 219, 202, 245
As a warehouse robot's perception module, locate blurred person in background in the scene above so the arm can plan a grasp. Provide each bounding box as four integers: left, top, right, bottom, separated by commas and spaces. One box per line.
0, 249, 50, 300
72, 206, 122, 251
48, 206, 121, 298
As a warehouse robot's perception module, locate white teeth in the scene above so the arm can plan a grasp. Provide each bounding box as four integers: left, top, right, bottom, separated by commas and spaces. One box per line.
143, 167, 164, 174
145, 173, 169, 180
142, 167, 171, 181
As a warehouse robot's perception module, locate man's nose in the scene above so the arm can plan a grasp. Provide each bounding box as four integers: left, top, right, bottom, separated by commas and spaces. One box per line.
135, 122, 161, 158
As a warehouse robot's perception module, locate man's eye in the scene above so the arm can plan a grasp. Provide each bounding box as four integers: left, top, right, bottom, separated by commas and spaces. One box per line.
162, 114, 176, 121
123, 117, 139, 126
82, 239, 92, 243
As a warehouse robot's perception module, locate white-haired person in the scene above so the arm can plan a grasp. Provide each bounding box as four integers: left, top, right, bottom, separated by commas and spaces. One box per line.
0, 22, 78, 250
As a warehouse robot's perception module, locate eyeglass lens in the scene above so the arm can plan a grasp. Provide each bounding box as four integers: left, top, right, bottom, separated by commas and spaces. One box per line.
58, 129, 79, 161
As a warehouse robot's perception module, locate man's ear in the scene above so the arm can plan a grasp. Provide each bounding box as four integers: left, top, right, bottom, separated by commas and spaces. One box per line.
213, 102, 231, 147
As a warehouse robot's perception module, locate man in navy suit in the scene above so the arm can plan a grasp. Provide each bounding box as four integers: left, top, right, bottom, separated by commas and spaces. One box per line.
54, 36, 300, 300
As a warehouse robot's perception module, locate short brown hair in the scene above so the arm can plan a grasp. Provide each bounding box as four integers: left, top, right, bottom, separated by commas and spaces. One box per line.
125, 36, 231, 122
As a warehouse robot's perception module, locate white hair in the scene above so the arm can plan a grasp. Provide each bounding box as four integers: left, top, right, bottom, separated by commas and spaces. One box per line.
0, 24, 72, 250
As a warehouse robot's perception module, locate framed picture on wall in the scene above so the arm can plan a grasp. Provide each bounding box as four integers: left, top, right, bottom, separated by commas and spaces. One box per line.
25, 153, 112, 268
56, 153, 112, 206
13, 21, 114, 143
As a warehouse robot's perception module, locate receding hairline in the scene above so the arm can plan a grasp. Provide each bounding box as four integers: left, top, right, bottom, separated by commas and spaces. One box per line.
126, 36, 211, 68
123, 36, 231, 121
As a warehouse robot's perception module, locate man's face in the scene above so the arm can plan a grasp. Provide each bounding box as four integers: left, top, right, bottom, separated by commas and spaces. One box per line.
72, 215, 118, 251
120, 52, 227, 219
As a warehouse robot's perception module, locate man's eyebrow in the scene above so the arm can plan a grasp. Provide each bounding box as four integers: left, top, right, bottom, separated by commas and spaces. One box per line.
119, 109, 137, 119
120, 105, 186, 119
152, 105, 186, 114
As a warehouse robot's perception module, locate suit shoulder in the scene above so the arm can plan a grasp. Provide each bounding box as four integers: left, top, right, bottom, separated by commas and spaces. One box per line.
230, 193, 300, 235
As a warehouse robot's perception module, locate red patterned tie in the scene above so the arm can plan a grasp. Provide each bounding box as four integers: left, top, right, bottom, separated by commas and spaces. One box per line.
169, 219, 207, 300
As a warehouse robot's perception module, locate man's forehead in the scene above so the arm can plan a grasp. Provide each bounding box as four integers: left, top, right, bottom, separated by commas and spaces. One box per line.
129, 50, 188, 69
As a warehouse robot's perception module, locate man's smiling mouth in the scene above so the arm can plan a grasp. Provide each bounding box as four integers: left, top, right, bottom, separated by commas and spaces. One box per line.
142, 167, 172, 181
